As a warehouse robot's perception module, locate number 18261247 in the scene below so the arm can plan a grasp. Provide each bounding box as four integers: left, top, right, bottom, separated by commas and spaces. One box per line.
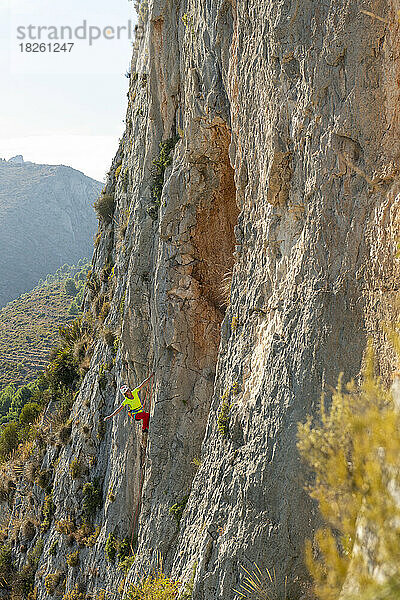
19, 43, 74, 53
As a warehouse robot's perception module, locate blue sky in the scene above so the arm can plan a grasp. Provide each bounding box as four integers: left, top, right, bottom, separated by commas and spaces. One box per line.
0, 0, 137, 181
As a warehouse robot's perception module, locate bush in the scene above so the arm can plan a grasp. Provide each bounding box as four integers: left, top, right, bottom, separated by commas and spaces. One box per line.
169, 495, 188, 527
55, 518, 75, 536
103, 328, 116, 348
94, 193, 115, 224
46, 348, 79, 390
66, 550, 79, 568
36, 469, 52, 491
19, 402, 41, 426
99, 302, 111, 323
105, 533, 130, 564
21, 520, 36, 542
65, 279, 78, 296
220, 271, 233, 307
118, 555, 135, 574
0, 421, 19, 459
44, 571, 64, 595
82, 481, 102, 518
151, 137, 179, 207
59, 421, 72, 445
41, 493, 54, 532
69, 458, 83, 480
217, 400, 230, 437
127, 570, 180, 600
105, 533, 117, 563
73, 522, 100, 548
297, 341, 400, 599
148, 136, 179, 219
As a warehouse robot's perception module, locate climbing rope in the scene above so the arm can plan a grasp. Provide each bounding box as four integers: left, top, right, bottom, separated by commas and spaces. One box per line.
130, 373, 154, 550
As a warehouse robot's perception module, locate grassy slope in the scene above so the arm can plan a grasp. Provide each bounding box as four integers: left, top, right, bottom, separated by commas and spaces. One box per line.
0, 263, 88, 389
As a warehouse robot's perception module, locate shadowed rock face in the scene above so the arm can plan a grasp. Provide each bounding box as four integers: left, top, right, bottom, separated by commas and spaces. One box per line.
7, 1, 400, 599
0, 159, 101, 307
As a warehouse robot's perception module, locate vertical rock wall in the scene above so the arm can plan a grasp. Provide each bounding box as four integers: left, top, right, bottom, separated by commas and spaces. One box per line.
9, 1, 399, 599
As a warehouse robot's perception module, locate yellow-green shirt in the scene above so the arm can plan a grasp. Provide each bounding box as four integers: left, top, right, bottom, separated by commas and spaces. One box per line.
122, 388, 142, 411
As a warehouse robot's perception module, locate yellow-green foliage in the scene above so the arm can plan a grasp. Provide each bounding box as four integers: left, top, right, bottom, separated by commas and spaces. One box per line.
169, 495, 188, 527
76, 522, 100, 548
66, 550, 79, 568
55, 518, 75, 536
127, 570, 180, 600
297, 341, 400, 600
62, 584, 86, 600
41, 494, 54, 532
231, 315, 238, 332
45, 570, 64, 595
217, 399, 230, 437
69, 458, 83, 480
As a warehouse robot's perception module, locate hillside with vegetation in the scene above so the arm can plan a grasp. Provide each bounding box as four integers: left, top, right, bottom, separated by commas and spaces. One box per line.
0, 261, 90, 390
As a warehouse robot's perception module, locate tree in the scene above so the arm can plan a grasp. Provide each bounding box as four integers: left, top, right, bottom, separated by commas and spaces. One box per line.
65, 278, 78, 296
19, 402, 41, 426
0, 422, 19, 459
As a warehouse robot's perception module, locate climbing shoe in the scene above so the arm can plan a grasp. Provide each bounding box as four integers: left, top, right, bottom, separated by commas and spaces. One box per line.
143, 428, 149, 433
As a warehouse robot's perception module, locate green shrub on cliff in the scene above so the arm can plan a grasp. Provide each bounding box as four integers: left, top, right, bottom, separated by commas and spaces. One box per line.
69, 458, 83, 480
105, 533, 130, 565
0, 422, 19, 459
94, 192, 115, 224
41, 493, 55, 532
297, 340, 400, 599
127, 569, 180, 600
148, 136, 179, 219
217, 399, 230, 437
82, 480, 102, 517
66, 550, 80, 568
169, 495, 188, 527
45, 570, 65, 595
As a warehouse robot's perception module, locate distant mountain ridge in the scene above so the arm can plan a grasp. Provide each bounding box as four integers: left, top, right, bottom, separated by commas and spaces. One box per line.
0, 156, 101, 307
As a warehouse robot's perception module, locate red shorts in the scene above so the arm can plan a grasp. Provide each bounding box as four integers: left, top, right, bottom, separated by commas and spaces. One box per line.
129, 410, 150, 431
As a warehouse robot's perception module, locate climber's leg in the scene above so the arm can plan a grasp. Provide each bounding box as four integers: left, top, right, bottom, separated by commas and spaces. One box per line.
134, 411, 150, 431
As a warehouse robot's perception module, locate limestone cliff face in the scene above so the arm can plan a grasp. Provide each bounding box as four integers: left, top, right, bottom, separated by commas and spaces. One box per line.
5, 1, 400, 599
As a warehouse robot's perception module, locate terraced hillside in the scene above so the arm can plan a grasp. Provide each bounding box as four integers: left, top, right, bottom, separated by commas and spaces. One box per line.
0, 261, 89, 389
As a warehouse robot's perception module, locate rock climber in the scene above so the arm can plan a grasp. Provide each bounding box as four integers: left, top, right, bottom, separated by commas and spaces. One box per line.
103, 373, 154, 432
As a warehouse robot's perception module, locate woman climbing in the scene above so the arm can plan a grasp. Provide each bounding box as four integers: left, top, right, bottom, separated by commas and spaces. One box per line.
103, 373, 154, 432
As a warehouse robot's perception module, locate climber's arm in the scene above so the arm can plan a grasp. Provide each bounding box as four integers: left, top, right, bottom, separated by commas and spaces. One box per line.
104, 402, 125, 421
137, 373, 155, 390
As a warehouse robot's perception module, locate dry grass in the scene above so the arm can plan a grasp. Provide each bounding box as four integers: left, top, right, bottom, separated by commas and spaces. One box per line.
234, 565, 289, 600
220, 270, 233, 307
